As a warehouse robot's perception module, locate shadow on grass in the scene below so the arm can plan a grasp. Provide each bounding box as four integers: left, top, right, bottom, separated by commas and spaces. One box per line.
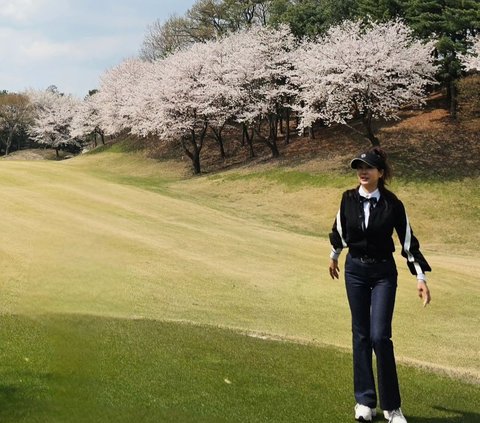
408, 407, 480, 423
0, 382, 51, 422
0, 314, 478, 422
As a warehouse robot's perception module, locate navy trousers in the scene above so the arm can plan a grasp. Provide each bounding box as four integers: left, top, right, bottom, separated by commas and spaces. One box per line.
344, 254, 401, 411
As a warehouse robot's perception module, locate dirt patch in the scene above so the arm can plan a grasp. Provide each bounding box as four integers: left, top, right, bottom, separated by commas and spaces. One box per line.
2, 149, 72, 161
189, 92, 480, 180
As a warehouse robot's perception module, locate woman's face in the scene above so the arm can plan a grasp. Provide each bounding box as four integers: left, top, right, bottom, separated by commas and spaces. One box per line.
356, 163, 384, 191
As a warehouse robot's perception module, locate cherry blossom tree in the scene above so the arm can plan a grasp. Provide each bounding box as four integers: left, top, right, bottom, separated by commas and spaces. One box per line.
224, 24, 297, 157
153, 42, 214, 174
95, 18, 440, 169
95, 58, 152, 137
134, 37, 244, 168
70, 92, 105, 148
128, 42, 217, 174
27, 89, 81, 157
292, 19, 438, 146
198, 35, 246, 159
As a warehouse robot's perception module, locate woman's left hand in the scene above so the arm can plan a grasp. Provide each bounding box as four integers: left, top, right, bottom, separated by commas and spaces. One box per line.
417, 281, 431, 307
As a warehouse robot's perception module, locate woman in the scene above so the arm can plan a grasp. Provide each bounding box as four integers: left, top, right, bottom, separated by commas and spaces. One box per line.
328, 148, 431, 423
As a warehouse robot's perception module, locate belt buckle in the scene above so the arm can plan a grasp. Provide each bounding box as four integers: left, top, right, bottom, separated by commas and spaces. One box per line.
360, 257, 376, 264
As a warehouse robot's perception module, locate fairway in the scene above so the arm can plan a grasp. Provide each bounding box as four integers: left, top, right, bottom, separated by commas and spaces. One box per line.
1, 153, 479, 421
0, 315, 478, 423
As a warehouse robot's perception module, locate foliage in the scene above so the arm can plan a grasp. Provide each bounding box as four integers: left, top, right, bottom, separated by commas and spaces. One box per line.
93, 58, 152, 137
269, 0, 361, 37
102, 25, 299, 172
70, 91, 105, 147
27, 89, 82, 155
356, 0, 406, 21
404, 0, 480, 115
139, 0, 271, 61
457, 74, 480, 119
291, 20, 437, 145
461, 34, 480, 71
139, 15, 194, 60
0, 92, 33, 155
79, 20, 440, 171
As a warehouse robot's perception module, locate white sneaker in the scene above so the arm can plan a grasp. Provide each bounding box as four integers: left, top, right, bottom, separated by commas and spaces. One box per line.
384, 408, 407, 423
355, 404, 377, 421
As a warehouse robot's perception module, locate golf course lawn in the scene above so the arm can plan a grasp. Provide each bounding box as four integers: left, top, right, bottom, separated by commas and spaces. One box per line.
0, 151, 478, 422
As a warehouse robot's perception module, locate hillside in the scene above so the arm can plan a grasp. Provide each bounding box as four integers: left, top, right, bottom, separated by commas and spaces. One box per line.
116, 93, 478, 182
60, 97, 479, 256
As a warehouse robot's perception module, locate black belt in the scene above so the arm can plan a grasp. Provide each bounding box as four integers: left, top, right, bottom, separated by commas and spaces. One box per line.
352, 255, 392, 264
360, 257, 386, 264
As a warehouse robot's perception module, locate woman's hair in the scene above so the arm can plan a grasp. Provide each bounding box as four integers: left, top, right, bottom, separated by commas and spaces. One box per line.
370, 147, 392, 189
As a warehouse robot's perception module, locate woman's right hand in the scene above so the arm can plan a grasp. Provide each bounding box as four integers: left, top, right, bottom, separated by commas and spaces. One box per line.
329, 259, 340, 280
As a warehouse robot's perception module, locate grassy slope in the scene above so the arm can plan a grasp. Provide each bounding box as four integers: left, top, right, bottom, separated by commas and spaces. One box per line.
1, 150, 479, 382
2, 96, 479, 421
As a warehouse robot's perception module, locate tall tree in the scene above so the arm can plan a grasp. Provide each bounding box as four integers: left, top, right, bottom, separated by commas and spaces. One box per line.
140, 16, 193, 60
70, 92, 105, 148
27, 90, 81, 157
292, 19, 438, 146
0, 93, 33, 155
269, 0, 326, 37
405, 0, 480, 117
95, 59, 151, 136
139, 0, 271, 61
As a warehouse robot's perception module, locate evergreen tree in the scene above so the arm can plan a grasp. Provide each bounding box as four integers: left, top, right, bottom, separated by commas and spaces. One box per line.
356, 0, 406, 21
405, 0, 480, 117
269, 0, 357, 38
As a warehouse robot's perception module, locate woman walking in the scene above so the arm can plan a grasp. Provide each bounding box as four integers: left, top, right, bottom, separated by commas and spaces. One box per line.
328, 148, 431, 423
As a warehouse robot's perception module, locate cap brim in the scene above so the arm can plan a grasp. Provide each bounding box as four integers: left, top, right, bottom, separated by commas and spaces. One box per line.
350, 158, 375, 169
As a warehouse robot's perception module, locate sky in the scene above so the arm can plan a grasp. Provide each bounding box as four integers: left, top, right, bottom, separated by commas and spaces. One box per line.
0, 0, 196, 98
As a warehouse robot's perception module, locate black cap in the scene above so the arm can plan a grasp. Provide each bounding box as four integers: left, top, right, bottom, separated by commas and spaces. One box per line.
350, 151, 385, 170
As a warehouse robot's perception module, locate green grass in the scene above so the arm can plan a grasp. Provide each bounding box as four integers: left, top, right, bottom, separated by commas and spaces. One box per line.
70, 151, 480, 251
208, 169, 350, 189
0, 315, 478, 423
0, 151, 479, 421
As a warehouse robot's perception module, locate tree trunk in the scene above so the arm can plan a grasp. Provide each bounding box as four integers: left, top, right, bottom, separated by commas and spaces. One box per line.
285, 109, 291, 145
309, 126, 315, 140
449, 79, 457, 119
362, 111, 380, 146
181, 122, 207, 175
192, 152, 201, 174
212, 125, 226, 159
268, 141, 280, 158
5, 129, 14, 156
243, 124, 255, 158
278, 115, 283, 135
181, 136, 201, 175
5, 123, 18, 156
269, 115, 279, 157
55, 148, 60, 158
255, 116, 280, 158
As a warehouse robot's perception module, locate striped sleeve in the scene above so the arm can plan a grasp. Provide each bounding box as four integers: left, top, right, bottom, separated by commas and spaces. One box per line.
329, 195, 347, 260
394, 200, 432, 277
